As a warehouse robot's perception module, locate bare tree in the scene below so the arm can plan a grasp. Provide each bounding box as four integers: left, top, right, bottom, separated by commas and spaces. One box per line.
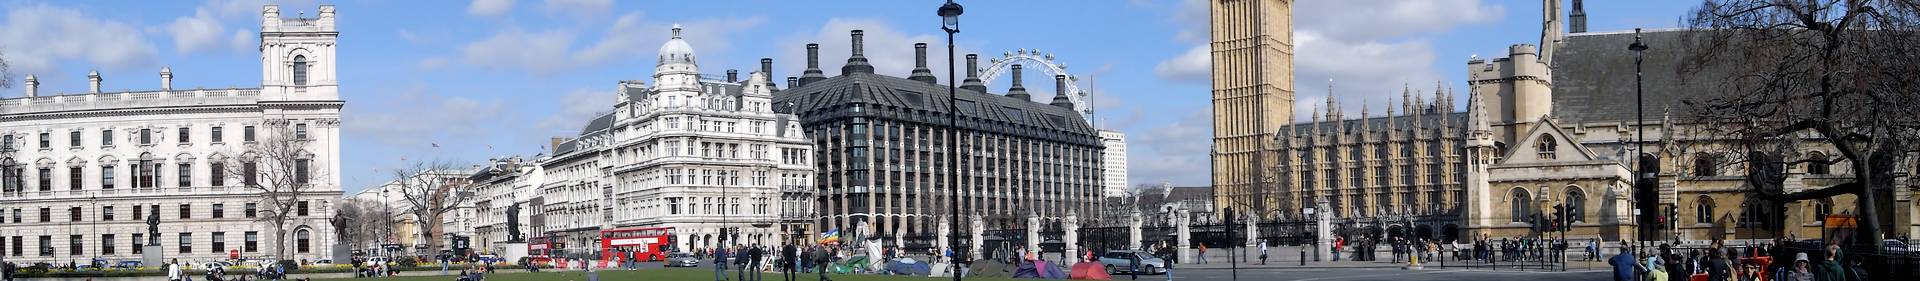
1682, 0, 1920, 250
226, 125, 328, 261
390, 160, 472, 255
334, 199, 390, 252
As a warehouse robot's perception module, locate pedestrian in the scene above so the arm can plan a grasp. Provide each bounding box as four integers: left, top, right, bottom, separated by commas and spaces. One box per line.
1608, 246, 1641, 281
1587, 239, 1599, 261
751, 244, 766, 281
1779, 252, 1814, 281
783, 242, 799, 281
1198, 244, 1209, 264
1333, 236, 1344, 261
1258, 240, 1269, 265
715, 247, 731, 281
814, 246, 833, 281
168, 259, 183, 281
1129, 249, 1141, 281
1813, 245, 1844, 281
1844, 254, 1867, 281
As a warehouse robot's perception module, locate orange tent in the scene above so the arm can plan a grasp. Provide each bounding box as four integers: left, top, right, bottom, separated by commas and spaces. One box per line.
1070, 262, 1112, 280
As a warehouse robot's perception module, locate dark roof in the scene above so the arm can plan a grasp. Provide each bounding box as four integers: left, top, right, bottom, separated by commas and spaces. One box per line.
774, 72, 1099, 146
1551, 29, 1719, 123
1278, 110, 1467, 137
580, 113, 613, 135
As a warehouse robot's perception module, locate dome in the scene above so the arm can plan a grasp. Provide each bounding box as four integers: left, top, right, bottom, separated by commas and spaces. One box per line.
658, 24, 696, 66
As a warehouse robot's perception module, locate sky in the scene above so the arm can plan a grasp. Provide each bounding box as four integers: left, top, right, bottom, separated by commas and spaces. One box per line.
0, 0, 1703, 195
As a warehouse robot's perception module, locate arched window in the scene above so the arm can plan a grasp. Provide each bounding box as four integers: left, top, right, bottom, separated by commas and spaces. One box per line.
1695, 195, 1714, 224
1510, 188, 1533, 223
1538, 134, 1558, 160
1693, 153, 1718, 177
1813, 198, 1833, 223
295, 229, 311, 253
1565, 187, 1586, 223
292, 55, 309, 86
1806, 152, 1830, 175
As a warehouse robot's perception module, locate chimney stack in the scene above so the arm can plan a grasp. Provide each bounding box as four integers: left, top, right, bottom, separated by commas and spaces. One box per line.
160, 66, 174, 91
88, 70, 102, 94
760, 58, 774, 76
908, 43, 937, 84
960, 54, 987, 93
1050, 75, 1075, 109
800, 43, 826, 86
841, 30, 874, 75
726, 69, 738, 82
1005, 64, 1030, 101
787, 77, 798, 89
23, 74, 37, 97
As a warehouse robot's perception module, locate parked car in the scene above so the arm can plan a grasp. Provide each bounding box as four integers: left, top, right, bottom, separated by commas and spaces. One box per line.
114, 260, 143, 269
199, 261, 233, 270
1097, 250, 1166, 275
665, 252, 701, 267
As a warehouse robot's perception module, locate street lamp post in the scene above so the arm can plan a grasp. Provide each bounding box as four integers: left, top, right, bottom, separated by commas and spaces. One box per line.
1627, 28, 1651, 241
937, 1, 964, 280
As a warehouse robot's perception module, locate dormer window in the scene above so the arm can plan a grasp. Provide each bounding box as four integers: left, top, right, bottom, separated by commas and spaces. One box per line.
1537, 134, 1557, 160
292, 55, 309, 86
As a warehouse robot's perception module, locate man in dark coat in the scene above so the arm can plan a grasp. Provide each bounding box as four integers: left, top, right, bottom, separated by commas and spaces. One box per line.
782, 242, 799, 281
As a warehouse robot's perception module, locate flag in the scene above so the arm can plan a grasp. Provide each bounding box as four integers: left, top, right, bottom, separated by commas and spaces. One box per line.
431, 143, 439, 148
818, 228, 841, 245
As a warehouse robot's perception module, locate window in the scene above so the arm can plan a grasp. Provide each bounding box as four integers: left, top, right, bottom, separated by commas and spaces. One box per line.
38, 207, 49, 222
211, 126, 223, 143
68, 235, 80, 257
102, 206, 113, 221
243, 162, 258, 186
102, 166, 115, 189
139, 129, 151, 145
245, 203, 257, 218
101, 130, 113, 146
69, 131, 80, 147
138, 159, 154, 188
178, 127, 190, 144
1, 135, 11, 150
292, 55, 309, 86
131, 234, 143, 254
179, 204, 190, 219
296, 124, 309, 140
69, 207, 80, 222
68, 167, 80, 191
1806, 152, 1830, 175
1566, 188, 1586, 223
244, 231, 258, 252
101, 234, 114, 255
9, 236, 19, 256
210, 232, 225, 253
668, 198, 681, 214
1695, 195, 1715, 224
178, 232, 192, 253
297, 201, 309, 217
1693, 153, 1718, 177
211, 204, 224, 219
1537, 134, 1558, 160
132, 205, 141, 220
243, 126, 256, 142
295, 229, 310, 253
1510, 188, 1533, 223
38, 132, 48, 148
178, 163, 191, 187
210, 163, 225, 186
38, 235, 52, 256
295, 159, 310, 184
36, 168, 49, 191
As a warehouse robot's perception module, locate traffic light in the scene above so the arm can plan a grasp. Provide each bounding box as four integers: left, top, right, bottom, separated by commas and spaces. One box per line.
1550, 204, 1565, 232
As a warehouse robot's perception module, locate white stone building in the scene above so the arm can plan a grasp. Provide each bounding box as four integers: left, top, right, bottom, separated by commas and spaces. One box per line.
349, 167, 474, 254
537, 25, 815, 257
467, 156, 541, 256
0, 5, 344, 264
1099, 130, 1128, 198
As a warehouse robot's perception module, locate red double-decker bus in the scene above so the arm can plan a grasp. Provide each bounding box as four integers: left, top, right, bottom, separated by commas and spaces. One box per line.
600, 227, 674, 264
527, 236, 563, 267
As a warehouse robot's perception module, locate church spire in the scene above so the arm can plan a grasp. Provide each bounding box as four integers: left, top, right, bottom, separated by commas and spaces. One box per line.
1570, 0, 1588, 33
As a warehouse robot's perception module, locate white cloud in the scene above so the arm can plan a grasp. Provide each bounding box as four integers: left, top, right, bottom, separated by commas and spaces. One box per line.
1128, 107, 1212, 186
458, 12, 763, 76
344, 84, 513, 147
1295, 0, 1504, 42
773, 18, 977, 84
1153, 45, 1208, 82
535, 88, 611, 135
469, 0, 515, 17
165, 8, 229, 54
205, 0, 317, 19
543, 0, 611, 17
0, 3, 158, 73
417, 56, 450, 70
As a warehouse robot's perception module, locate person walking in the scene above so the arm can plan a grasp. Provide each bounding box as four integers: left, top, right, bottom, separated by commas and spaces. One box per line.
750, 244, 766, 281
1813, 245, 1844, 281
1259, 240, 1270, 265
1197, 244, 1209, 264
1608, 246, 1641, 281
782, 242, 799, 281
168, 259, 183, 281
814, 246, 833, 281
715, 247, 732, 281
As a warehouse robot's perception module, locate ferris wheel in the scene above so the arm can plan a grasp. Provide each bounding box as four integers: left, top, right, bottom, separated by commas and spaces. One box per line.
979, 48, 1092, 122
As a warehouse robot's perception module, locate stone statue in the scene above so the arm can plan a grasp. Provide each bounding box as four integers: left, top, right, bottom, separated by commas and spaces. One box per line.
331, 214, 348, 239
506, 203, 523, 242
145, 214, 161, 245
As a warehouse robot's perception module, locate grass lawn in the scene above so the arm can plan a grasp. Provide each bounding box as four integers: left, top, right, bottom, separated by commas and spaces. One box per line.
313, 268, 1034, 281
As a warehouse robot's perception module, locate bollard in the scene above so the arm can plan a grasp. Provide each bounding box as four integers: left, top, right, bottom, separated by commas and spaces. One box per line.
1299, 245, 1306, 266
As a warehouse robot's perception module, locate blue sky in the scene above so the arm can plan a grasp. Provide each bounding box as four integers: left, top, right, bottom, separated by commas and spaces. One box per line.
0, 0, 1701, 194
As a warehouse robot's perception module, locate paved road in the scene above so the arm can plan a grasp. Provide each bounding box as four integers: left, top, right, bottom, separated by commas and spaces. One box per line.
1166, 267, 1612, 281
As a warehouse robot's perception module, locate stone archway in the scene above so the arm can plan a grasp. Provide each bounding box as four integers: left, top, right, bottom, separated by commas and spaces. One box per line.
1441, 224, 1461, 243
1415, 225, 1435, 241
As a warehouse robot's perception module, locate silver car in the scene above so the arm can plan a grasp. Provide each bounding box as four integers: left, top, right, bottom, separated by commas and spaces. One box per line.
665, 252, 701, 267
1097, 250, 1166, 275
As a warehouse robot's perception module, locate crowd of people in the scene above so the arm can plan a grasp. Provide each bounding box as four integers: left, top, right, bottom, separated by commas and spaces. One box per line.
1608, 239, 1874, 281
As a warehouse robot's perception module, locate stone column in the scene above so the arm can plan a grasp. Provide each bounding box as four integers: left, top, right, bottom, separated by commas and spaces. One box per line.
1027, 216, 1041, 255
1176, 209, 1193, 264
1317, 198, 1333, 261
1247, 213, 1262, 260
1129, 212, 1144, 251
938, 219, 952, 261
1065, 213, 1081, 266
970, 214, 985, 260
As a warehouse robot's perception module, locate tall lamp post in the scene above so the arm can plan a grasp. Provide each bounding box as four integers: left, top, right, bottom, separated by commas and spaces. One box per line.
1627, 28, 1651, 241
937, 1, 964, 280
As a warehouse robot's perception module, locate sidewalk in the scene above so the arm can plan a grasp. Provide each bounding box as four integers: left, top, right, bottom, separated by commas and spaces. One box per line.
1174, 245, 1611, 271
